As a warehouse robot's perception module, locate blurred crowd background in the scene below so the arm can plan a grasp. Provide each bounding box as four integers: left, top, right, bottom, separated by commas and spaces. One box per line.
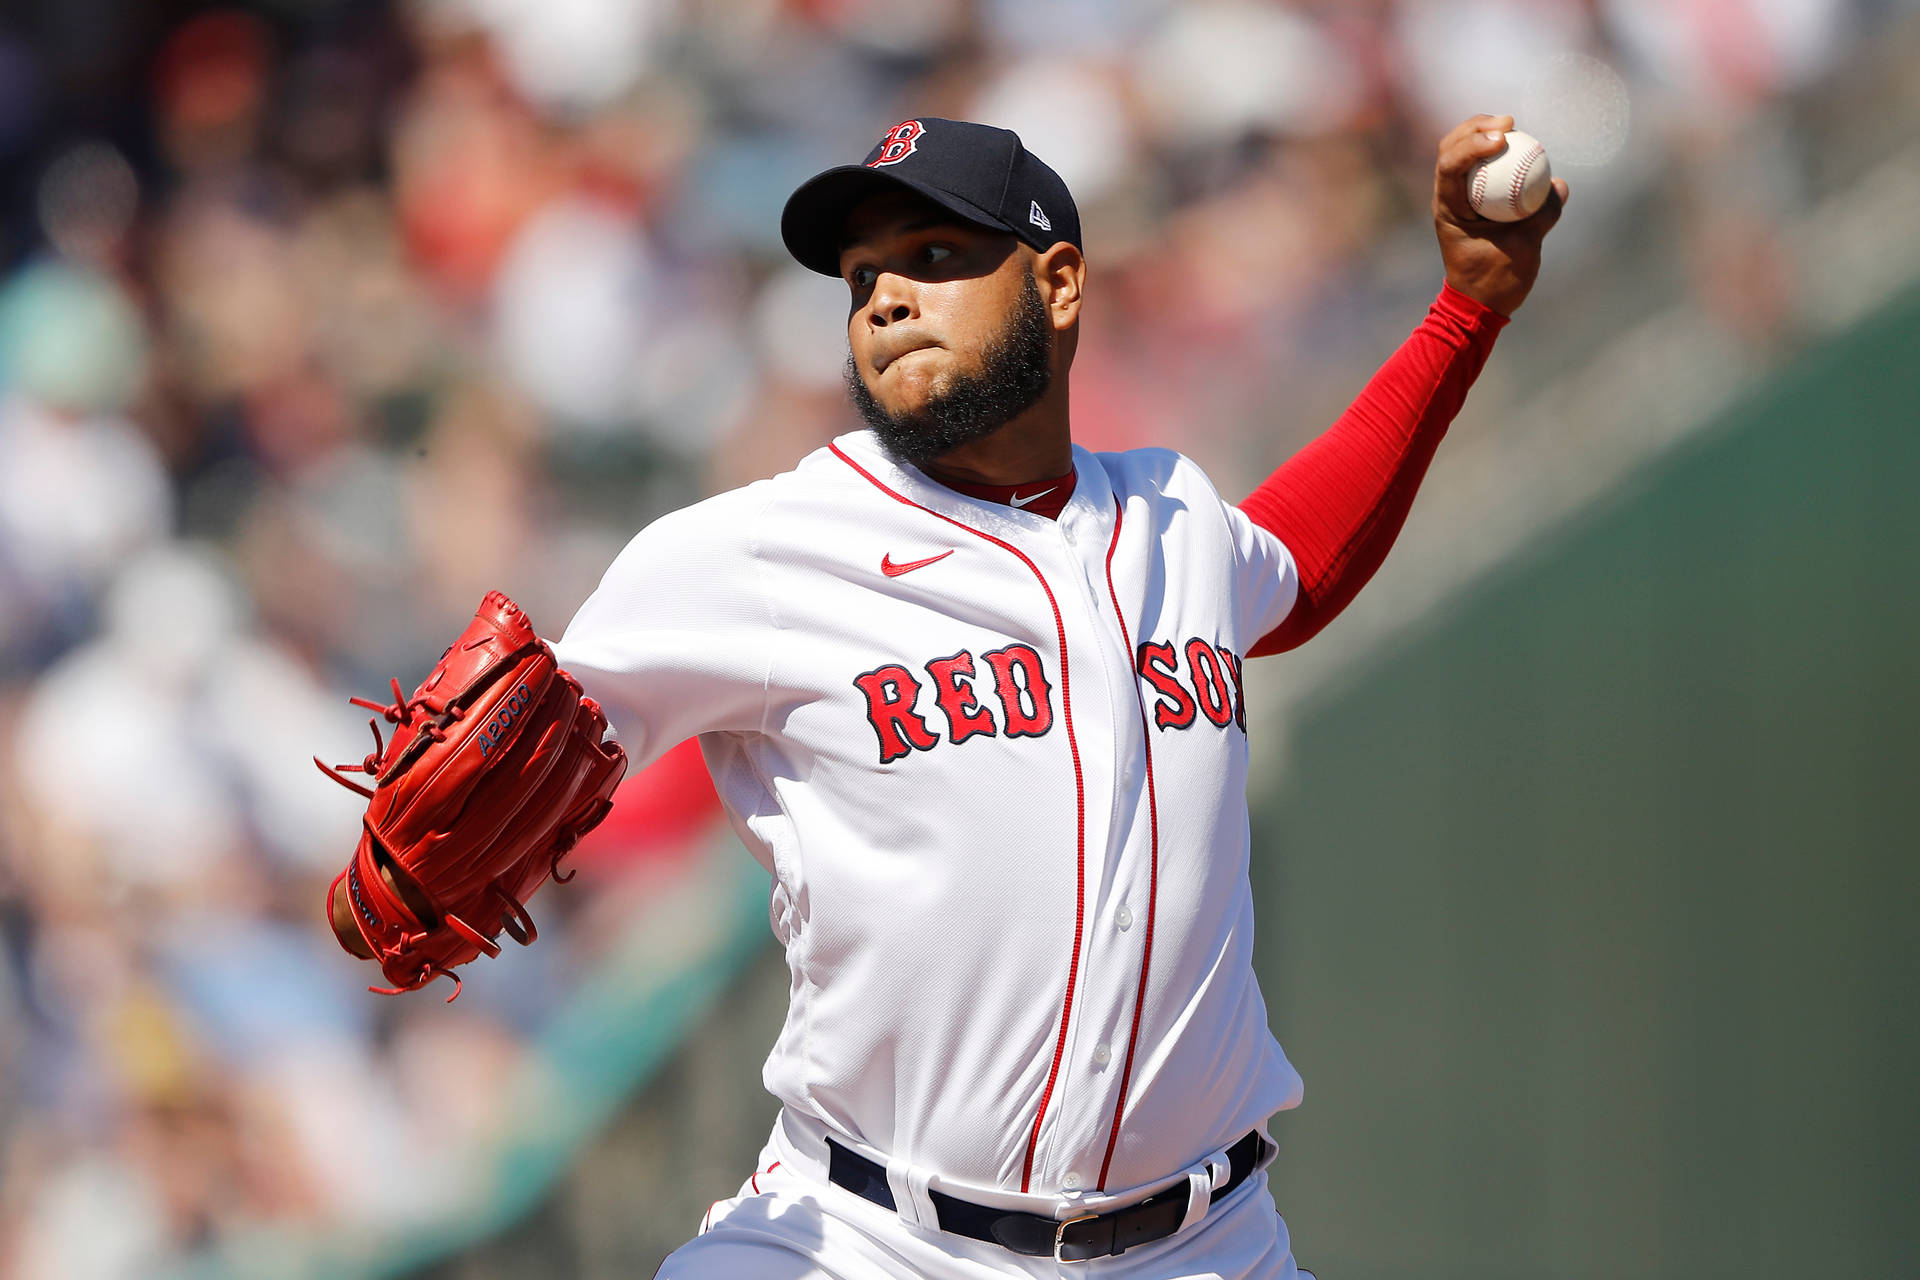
0, 0, 1913, 1276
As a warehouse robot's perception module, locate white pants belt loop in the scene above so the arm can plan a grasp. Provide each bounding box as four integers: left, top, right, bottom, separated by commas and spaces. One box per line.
884, 1154, 938, 1231
1176, 1146, 1235, 1234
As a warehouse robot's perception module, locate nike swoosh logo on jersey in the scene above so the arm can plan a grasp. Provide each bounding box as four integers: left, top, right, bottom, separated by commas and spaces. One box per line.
1009, 486, 1058, 509
880, 550, 954, 577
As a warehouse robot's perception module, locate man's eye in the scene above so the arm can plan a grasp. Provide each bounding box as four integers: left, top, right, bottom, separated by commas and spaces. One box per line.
920, 244, 953, 265
850, 266, 877, 289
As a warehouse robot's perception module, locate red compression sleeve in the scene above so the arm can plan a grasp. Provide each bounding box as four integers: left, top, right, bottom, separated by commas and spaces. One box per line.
1240, 282, 1507, 656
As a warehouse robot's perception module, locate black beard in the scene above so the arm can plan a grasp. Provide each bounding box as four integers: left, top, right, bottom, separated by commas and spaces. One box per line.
845, 273, 1054, 468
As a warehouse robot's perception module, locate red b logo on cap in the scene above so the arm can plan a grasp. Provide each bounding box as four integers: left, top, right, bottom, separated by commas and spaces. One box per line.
868, 120, 924, 167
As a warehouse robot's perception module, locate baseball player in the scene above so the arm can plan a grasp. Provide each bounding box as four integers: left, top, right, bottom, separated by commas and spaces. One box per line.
329, 113, 1564, 1277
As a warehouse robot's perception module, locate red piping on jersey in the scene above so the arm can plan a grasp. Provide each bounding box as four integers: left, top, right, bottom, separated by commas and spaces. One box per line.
1093, 497, 1161, 1189
829, 442, 1089, 1194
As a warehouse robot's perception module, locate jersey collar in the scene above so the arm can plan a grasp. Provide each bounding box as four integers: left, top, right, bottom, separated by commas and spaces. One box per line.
833, 430, 1117, 545
937, 470, 1077, 520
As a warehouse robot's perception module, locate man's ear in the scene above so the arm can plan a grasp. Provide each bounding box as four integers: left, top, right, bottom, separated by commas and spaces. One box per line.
1036, 242, 1085, 332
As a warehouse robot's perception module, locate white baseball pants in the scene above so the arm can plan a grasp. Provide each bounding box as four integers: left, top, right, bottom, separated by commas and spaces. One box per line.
656, 1152, 1310, 1280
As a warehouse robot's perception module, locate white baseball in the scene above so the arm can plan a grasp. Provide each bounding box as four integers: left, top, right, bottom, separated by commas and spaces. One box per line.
1467, 129, 1552, 223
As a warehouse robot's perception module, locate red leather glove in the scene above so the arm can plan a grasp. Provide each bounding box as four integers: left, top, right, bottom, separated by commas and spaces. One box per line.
320, 591, 627, 1000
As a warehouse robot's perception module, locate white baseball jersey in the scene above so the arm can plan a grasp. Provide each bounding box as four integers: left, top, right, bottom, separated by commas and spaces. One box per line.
555, 426, 1303, 1215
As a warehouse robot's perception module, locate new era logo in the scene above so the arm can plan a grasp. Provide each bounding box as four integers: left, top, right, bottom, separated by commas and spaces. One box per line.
1029, 201, 1051, 232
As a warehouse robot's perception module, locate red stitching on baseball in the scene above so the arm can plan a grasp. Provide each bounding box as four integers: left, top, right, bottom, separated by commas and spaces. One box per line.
1507, 142, 1544, 217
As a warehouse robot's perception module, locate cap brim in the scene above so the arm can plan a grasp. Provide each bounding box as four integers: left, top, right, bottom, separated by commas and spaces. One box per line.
780, 165, 1014, 277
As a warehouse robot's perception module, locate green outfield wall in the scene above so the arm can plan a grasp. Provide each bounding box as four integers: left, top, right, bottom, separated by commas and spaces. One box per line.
1252, 289, 1920, 1279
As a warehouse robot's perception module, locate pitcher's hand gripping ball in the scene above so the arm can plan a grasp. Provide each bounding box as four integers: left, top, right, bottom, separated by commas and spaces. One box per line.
318, 591, 627, 1000
1468, 129, 1552, 222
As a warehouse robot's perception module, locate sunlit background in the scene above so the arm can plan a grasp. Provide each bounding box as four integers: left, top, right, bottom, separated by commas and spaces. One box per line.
0, 2, 1915, 1277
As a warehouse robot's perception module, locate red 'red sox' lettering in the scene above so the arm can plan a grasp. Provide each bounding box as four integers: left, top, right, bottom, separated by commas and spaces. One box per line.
1138, 638, 1246, 736
1218, 647, 1247, 731
1186, 638, 1234, 728
1136, 641, 1195, 730
852, 665, 941, 763
925, 650, 996, 746
981, 645, 1053, 737
855, 644, 1053, 763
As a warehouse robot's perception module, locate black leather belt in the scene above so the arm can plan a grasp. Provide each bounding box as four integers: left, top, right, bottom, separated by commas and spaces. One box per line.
825, 1130, 1267, 1263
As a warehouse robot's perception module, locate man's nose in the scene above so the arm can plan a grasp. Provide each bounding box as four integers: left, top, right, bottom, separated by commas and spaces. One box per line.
867, 273, 917, 327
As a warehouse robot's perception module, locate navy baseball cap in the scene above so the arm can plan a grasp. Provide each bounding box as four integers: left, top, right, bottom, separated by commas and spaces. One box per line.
781, 118, 1082, 277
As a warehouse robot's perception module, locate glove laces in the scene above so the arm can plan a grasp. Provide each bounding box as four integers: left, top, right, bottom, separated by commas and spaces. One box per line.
313, 676, 468, 798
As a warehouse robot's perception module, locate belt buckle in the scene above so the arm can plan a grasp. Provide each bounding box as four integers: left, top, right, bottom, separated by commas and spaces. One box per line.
1054, 1211, 1100, 1264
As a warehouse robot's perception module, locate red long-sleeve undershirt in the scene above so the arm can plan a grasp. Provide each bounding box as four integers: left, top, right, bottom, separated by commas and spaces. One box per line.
1239, 282, 1507, 656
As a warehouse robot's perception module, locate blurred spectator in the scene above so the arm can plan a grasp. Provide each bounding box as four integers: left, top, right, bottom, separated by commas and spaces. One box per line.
0, 258, 169, 671
1604, 0, 1857, 112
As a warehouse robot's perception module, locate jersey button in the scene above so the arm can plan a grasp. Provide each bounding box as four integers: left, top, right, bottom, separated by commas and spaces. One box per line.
1063, 1171, 1083, 1190
1092, 1042, 1112, 1067
1115, 905, 1134, 931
